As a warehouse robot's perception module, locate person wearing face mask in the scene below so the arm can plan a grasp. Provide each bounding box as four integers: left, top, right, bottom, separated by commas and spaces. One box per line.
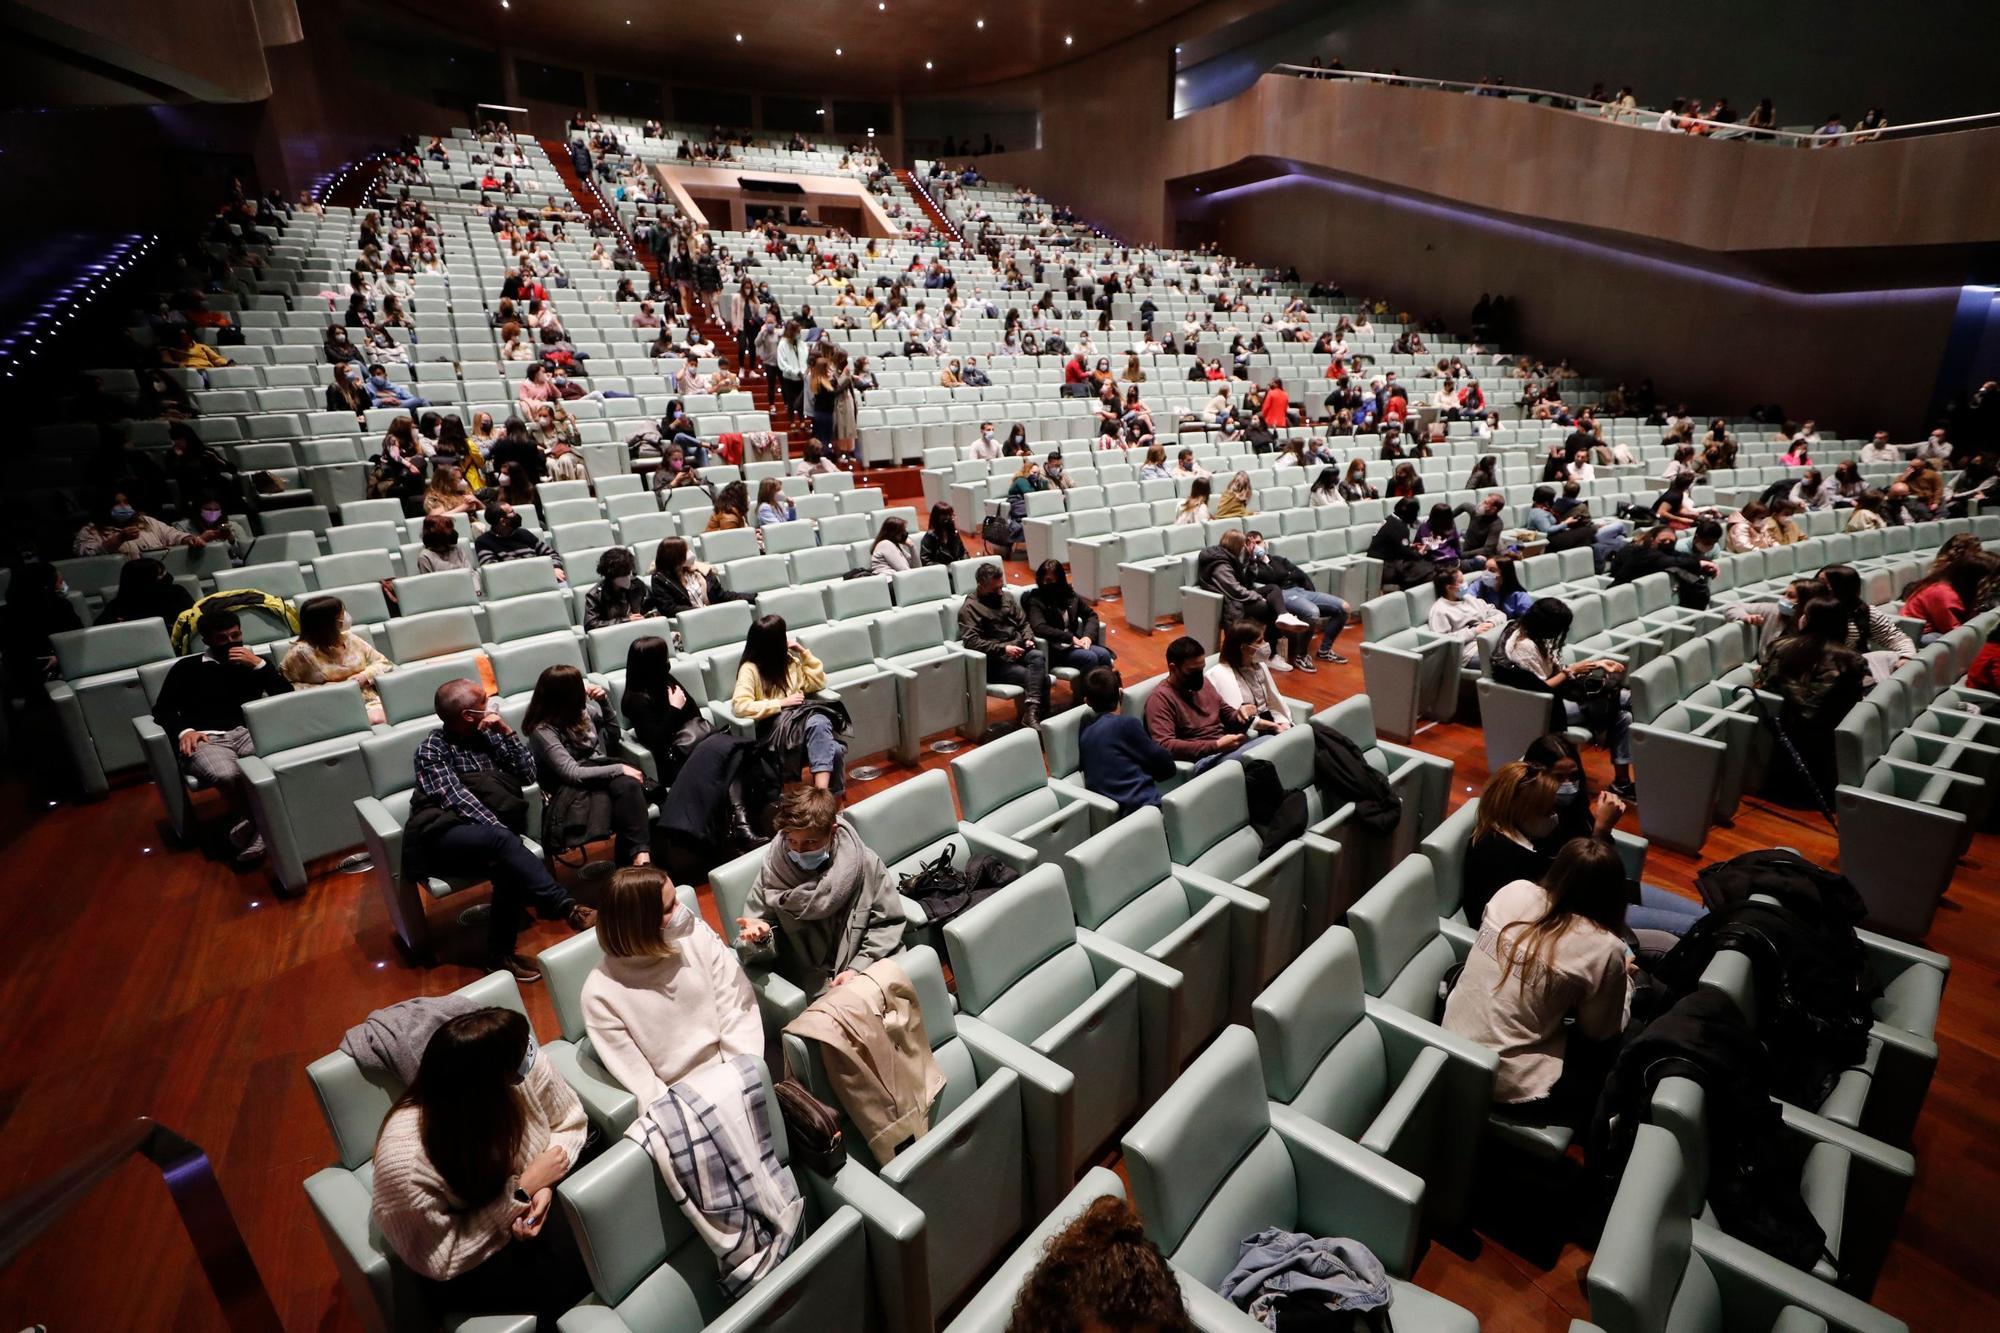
582, 866, 760, 1108
1523, 734, 1705, 939
474, 502, 567, 581
1241, 529, 1350, 667
410, 678, 598, 981
415, 512, 481, 594
95, 555, 195, 631
369, 1007, 590, 1324
1021, 559, 1115, 675
178, 491, 245, 558
1144, 635, 1259, 774
150, 608, 292, 865
280, 595, 395, 725
735, 786, 904, 1000
74, 491, 203, 558
1426, 568, 1508, 666
968, 420, 1003, 462
958, 563, 1049, 731
582, 547, 653, 630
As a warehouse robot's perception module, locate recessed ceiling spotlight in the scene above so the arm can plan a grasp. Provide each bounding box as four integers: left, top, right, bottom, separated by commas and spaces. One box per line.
1065, 35, 1074, 45
835, 47, 843, 55
925, 60, 934, 69
735, 33, 743, 41
499, 0, 508, 8
976, 19, 985, 28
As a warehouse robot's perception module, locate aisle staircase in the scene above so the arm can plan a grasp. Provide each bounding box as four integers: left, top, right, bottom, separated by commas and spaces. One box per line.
895, 169, 962, 243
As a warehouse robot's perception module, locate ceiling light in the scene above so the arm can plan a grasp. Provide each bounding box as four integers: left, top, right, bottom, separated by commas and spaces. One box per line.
976, 19, 985, 28
925, 60, 933, 69
835, 47, 843, 55
735, 33, 743, 41
1065, 35, 1074, 45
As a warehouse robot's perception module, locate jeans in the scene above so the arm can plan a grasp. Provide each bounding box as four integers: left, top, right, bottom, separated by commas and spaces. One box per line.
1564, 689, 1632, 767
986, 647, 1049, 710
423, 820, 574, 961
1590, 520, 1630, 572
1279, 587, 1350, 652
1628, 884, 1706, 937
802, 711, 847, 794
1051, 643, 1116, 673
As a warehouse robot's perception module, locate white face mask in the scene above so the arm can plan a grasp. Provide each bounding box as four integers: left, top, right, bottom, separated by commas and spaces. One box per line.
1523, 813, 1561, 840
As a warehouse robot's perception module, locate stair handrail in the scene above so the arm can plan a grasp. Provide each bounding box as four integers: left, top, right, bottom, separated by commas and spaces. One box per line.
0, 1116, 283, 1331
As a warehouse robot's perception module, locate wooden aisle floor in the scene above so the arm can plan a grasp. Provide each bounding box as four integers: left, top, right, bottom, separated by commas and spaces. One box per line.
1, 562, 1996, 1332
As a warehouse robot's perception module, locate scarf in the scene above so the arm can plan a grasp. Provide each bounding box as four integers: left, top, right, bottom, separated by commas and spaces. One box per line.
757, 821, 873, 927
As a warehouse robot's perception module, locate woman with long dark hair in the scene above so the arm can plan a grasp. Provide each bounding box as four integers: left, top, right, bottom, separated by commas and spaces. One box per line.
1442, 838, 1632, 1119
869, 516, 917, 575
370, 1008, 589, 1327
1496, 598, 1634, 798
1021, 559, 1115, 674
1816, 563, 1915, 674
280, 594, 394, 724
523, 663, 651, 867
648, 537, 735, 617
1753, 595, 1870, 803
919, 503, 967, 566
730, 614, 843, 793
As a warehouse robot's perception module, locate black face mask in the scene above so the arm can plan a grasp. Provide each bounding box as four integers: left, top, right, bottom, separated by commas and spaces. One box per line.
979, 590, 1004, 608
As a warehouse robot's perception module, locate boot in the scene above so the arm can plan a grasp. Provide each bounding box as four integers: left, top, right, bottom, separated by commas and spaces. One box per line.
1019, 698, 1043, 733
724, 779, 760, 851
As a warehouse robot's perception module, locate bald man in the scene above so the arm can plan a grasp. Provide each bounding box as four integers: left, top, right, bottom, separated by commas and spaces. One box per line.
409, 679, 595, 981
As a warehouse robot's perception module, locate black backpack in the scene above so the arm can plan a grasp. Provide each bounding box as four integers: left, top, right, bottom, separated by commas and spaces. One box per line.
897, 844, 1020, 926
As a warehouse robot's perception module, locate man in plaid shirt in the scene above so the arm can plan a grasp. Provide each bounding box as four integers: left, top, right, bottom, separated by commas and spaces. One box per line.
411, 679, 596, 981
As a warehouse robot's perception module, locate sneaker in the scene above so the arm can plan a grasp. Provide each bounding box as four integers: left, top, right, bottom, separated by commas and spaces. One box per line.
566, 903, 599, 932
1268, 655, 1293, 672
1291, 655, 1317, 674
234, 834, 266, 865
495, 953, 542, 984
1318, 647, 1350, 664
1609, 780, 1639, 803
1274, 613, 1310, 632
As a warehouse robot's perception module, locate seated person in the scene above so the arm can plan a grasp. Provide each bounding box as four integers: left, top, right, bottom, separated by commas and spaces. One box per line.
731, 614, 845, 794
1076, 667, 1178, 818
581, 866, 761, 1106
648, 537, 737, 617
1523, 733, 1705, 940
1426, 567, 1508, 666
74, 491, 201, 558
410, 679, 597, 980
754, 478, 799, 526
95, 555, 194, 630
1020, 559, 1115, 675
582, 546, 654, 630
733, 786, 904, 999
1442, 837, 1633, 1125
370, 1008, 590, 1325
1752, 596, 1869, 805
474, 502, 568, 581
1207, 619, 1294, 735
1005, 1194, 1191, 1332
1366, 498, 1440, 590
152, 608, 293, 864
1243, 528, 1350, 666
1198, 529, 1308, 663
1142, 635, 1258, 774
957, 563, 1049, 731
1525, 485, 1628, 572
280, 594, 394, 726
1494, 598, 1634, 800
523, 664, 651, 870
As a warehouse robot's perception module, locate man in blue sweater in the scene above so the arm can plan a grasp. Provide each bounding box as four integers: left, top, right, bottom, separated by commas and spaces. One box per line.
1075, 668, 1179, 818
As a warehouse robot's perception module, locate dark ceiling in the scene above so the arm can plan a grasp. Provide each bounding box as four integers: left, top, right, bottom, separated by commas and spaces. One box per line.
399, 0, 1213, 97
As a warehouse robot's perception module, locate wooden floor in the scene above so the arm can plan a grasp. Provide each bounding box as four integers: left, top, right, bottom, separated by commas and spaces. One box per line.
2, 565, 1997, 1332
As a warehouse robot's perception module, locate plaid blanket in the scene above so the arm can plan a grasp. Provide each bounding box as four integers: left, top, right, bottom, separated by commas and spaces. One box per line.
626, 1054, 804, 1296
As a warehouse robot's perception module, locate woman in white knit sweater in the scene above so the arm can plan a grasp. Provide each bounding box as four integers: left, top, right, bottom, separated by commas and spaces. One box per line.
370, 1008, 589, 1325
582, 867, 762, 1108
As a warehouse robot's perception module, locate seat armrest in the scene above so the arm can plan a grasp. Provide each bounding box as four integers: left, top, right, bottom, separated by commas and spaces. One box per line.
958, 820, 1039, 873
544, 1041, 640, 1139
960, 1016, 1077, 1215
1366, 996, 1499, 1091
1175, 1271, 1270, 1332
827, 1160, 931, 1333
1610, 828, 1649, 881
1690, 1222, 1909, 1333
612, 734, 657, 787
1078, 929, 1187, 1098
702, 1205, 866, 1333
1270, 1103, 1424, 1278
1047, 778, 1120, 832
556, 1306, 636, 1333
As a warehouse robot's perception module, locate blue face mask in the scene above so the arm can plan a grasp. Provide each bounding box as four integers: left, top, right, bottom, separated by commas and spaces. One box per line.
109, 505, 136, 523
787, 846, 831, 872
514, 1027, 539, 1084
1555, 782, 1582, 806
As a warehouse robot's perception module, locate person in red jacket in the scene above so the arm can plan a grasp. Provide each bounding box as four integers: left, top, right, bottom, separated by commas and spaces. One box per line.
1260, 378, 1294, 429
1968, 624, 2000, 692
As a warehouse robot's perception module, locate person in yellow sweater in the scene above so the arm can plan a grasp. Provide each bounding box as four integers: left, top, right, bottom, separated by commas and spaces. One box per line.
161, 328, 232, 369
730, 613, 846, 793
369, 1008, 589, 1322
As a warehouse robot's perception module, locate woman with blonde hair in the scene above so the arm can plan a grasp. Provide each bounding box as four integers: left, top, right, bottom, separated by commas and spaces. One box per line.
581, 866, 761, 1106
1121, 353, 1147, 384
1138, 443, 1171, 480
1213, 470, 1256, 519
424, 463, 483, 519
1443, 837, 1632, 1114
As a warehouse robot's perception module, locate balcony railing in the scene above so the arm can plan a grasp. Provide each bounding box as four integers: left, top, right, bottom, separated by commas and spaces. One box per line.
1271, 64, 2000, 146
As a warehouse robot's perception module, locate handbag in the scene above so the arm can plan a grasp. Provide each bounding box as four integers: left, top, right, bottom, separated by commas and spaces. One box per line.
1560, 664, 1618, 701
773, 1076, 846, 1176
